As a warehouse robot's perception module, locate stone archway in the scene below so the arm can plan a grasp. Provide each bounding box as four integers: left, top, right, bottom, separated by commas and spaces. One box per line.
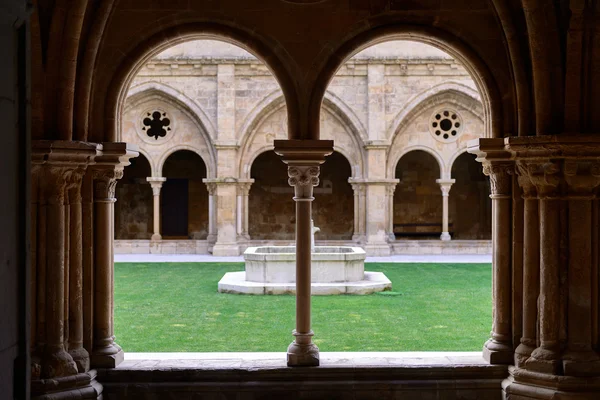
393, 150, 442, 239
161, 150, 209, 239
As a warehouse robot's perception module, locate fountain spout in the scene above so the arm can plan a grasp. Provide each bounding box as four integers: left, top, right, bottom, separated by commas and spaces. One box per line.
311, 219, 320, 253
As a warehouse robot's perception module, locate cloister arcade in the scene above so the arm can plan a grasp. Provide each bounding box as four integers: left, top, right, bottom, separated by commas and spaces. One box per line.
114, 39, 490, 256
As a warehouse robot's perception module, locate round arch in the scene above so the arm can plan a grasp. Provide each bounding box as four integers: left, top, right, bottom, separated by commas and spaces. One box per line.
388, 145, 445, 180
307, 26, 506, 141
100, 24, 298, 143
157, 145, 212, 178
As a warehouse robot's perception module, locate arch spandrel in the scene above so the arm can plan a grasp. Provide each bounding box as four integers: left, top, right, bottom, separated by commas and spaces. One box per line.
122, 88, 217, 179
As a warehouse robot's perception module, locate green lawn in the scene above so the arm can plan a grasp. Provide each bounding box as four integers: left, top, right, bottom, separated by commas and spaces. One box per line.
114, 262, 491, 352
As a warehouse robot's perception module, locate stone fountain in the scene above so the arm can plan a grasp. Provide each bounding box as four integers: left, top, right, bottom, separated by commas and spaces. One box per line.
218, 221, 392, 295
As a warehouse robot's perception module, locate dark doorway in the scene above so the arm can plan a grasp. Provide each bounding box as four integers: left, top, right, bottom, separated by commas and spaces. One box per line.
161, 179, 189, 237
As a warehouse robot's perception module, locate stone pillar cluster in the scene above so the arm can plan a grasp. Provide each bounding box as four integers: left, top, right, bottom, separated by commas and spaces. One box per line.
469, 136, 600, 399
30, 140, 137, 398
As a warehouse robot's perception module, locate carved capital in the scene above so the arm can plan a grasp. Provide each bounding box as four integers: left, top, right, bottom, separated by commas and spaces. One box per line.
237, 182, 253, 196
147, 177, 166, 196
92, 168, 123, 202
40, 166, 71, 205
515, 162, 538, 199
288, 166, 320, 200
205, 182, 217, 196
350, 183, 366, 195
516, 161, 561, 199
385, 184, 397, 196
564, 160, 600, 198
65, 168, 86, 205
482, 162, 513, 197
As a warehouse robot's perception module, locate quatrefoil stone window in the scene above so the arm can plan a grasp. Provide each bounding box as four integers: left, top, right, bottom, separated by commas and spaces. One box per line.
430, 109, 462, 143
142, 111, 171, 140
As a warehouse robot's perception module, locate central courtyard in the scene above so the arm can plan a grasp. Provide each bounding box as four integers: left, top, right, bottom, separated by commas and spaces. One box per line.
114, 262, 491, 352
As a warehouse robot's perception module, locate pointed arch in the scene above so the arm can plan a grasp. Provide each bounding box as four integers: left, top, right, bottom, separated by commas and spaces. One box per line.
387, 82, 484, 143
124, 82, 217, 178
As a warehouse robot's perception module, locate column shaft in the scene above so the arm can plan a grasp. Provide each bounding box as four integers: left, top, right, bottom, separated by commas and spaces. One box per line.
67, 172, 90, 372
514, 197, 539, 366
481, 163, 513, 365
296, 199, 312, 334
42, 168, 78, 378
91, 170, 124, 368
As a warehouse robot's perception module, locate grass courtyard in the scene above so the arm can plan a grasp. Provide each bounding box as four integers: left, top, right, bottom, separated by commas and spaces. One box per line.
114, 262, 492, 352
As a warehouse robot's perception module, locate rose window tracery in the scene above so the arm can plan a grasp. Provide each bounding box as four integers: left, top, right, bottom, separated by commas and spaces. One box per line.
142, 111, 171, 140
430, 109, 462, 143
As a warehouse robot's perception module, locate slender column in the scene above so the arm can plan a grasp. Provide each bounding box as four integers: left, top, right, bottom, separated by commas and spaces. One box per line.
386, 184, 397, 241
287, 165, 321, 366
91, 168, 124, 368
40, 166, 78, 378
482, 162, 514, 364
236, 193, 242, 236
274, 139, 333, 367
514, 167, 539, 367
562, 160, 600, 376
237, 181, 252, 239
147, 177, 166, 240
436, 179, 455, 241
81, 171, 94, 355
351, 183, 360, 240
206, 183, 217, 249
519, 161, 562, 374
66, 168, 90, 372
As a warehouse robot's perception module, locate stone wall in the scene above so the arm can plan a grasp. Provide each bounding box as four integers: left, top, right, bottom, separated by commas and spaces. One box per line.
117, 39, 490, 250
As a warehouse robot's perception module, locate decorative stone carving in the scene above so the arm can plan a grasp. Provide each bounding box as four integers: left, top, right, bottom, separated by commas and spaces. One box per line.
92, 169, 123, 201
287, 166, 320, 199
483, 162, 513, 197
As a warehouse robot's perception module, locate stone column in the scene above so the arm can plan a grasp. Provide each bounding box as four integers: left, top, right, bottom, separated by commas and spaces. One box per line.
66, 168, 90, 373
513, 167, 539, 368
274, 139, 333, 367
203, 178, 240, 256
90, 168, 124, 367
147, 177, 166, 240
350, 181, 365, 242
90, 142, 137, 368
363, 179, 399, 255
468, 138, 514, 365
386, 184, 397, 241
436, 179, 455, 241
40, 166, 79, 378
237, 180, 253, 240
205, 182, 217, 251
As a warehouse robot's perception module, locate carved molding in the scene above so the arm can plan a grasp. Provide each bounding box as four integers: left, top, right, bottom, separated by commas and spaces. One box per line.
288, 166, 320, 200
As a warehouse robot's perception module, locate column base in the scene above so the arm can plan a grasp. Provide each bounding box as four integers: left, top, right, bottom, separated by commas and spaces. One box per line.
482, 338, 513, 365
364, 243, 391, 256
32, 369, 103, 399
212, 243, 241, 256
524, 346, 562, 375
90, 345, 124, 368
151, 233, 162, 241
503, 366, 600, 399
563, 350, 600, 377
440, 232, 451, 241
69, 347, 90, 373
41, 347, 78, 378
287, 330, 319, 367
387, 233, 396, 242
514, 342, 536, 368
352, 234, 364, 243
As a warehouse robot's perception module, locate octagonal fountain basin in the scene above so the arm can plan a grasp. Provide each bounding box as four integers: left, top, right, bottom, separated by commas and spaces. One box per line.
218, 246, 392, 295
